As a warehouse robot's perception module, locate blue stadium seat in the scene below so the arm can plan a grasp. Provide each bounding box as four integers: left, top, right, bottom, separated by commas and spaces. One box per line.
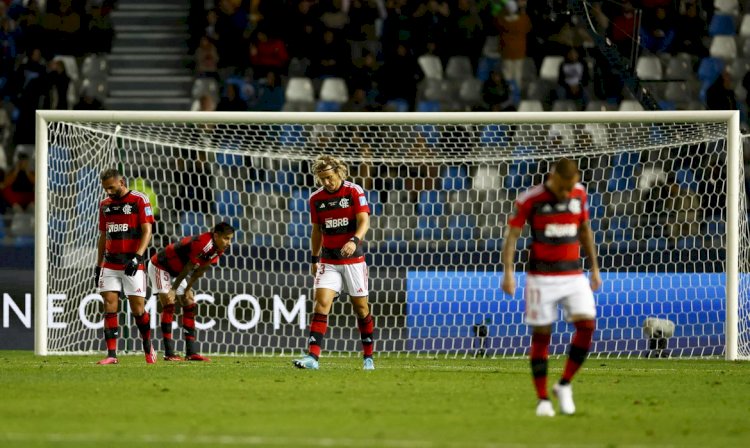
215, 190, 242, 217
385, 99, 409, 112
709, 14, 736, 36
697, 57, 725, 84
315, 100, 341, 112
440, 165, 470, 190
279, 124, 306, 146
658, 100, 676, 110
416, 124, 441, 145
508, 79, 521, 107
180, 211, 207, 236
417, 190, 447, 216
479, 124, 511, 147
416, 100, 441, 112
476, 56, 499, 82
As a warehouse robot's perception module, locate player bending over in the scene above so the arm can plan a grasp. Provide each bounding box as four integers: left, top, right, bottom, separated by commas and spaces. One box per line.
293, 155, 375, 370
148, 222, 235, 361
95, 169, 156, 365
501, 158, 602, 416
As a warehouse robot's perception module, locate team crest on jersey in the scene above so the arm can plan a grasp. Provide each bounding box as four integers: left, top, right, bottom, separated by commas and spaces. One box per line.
568, 199, 581, 214
122, 204, 133, 215
339, 197, 349, 208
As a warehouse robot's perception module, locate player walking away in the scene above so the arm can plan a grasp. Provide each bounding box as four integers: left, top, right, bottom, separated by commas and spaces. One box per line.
293, 155, 374, 370
95, 169, 156, 365
148, 222, 235, 361
501, 158, 602, 416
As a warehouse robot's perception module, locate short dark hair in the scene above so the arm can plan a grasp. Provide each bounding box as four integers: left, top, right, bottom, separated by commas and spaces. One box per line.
553, 158, 579, 180
100, 168, 122, 181
213, 222, 235, 234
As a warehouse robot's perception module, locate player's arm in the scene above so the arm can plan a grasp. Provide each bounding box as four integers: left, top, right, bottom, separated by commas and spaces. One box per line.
578, 220, 602, 291
311, 223, 322, 275
341, 211, 369, 257
184, 264, 211, 293
168, 261, 197, 302
501, 226, 522, 295
124, 222, 152, 275
95, 230, 106, 287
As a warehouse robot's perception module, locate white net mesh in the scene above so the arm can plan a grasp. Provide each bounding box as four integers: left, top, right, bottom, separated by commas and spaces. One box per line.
40, 113, 750, 358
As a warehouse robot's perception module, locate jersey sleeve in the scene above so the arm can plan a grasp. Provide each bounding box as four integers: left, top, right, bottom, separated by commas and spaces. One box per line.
98, 202, 105, 231
508, 197, 530, 228
309, 197, 320, 224
138, 195, 156, 225
188, 233, 211, 265
352, 186, 371, 214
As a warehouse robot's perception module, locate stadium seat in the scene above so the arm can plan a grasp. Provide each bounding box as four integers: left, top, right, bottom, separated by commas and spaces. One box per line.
417, 54, 444, 80
709, 35, 738, 60
416, 100, 441, 112
740, 14, 750, 36
525, 79, 553, 102
384, 99, 409, 112
284, 77, 315, 103
618, 100, 644, 111
552, 99, 578, 111
664, 81, 696, 102
445, 55, 473, 81
315, 100, 341, 112
714, 0, 740, 16
585, 100, 617, 111
665, 56, 695, 80
518, 99, 543, 112
319, 77, 348, 103
635, 55, 663, 80
539, 55, 564, 82
417, 190, 448, 216
697, 57, 725, 84
476, 56, 499, 82
440, 165, 470, 190
709, 14, 737, 36
458, 78, 483, 110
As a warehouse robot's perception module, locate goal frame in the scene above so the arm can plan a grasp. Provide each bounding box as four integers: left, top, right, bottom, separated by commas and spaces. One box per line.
33, 110, 742, 359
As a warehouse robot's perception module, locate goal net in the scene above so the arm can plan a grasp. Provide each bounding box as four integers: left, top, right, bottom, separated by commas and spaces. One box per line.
34, 111, 749, 360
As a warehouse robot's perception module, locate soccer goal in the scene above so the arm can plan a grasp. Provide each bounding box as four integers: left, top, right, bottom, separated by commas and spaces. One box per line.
34, 110, 749, 360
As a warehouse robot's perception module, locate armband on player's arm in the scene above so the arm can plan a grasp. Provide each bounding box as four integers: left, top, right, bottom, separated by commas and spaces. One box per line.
311, 255, 320, 263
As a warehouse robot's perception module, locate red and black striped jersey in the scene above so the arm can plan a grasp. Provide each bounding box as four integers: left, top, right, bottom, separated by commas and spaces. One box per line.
508, 183, 589, 275
310, 181, 370, 265
98, 190, 155, 269
151, 232, 224, 276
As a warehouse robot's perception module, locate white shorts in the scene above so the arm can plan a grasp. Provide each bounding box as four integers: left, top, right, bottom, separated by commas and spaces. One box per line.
524, 274, 596, 326
97, 267, 148, 298
314, 262, 369, 297
148, 262, 187, 295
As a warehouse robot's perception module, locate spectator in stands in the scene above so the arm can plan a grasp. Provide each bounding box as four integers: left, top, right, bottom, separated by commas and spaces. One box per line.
672, 0, 706, 57
379, 42, 422, 109
348, 49, 381, 102
15, 0, 44, 55
287, 0, 322, 63
380, 0, 414, 61
74, 90, 104, 110
217, 83, 248, 111
413, 0, 451, 55
42, 0, 82, 57
0, 7, 18, 86
342, 0, 386, 60
13, 47, 46, 144
665, 174, 702, 239
342, 87, 376, 112
47, 59, 70, 110
195, 35, 220, 81
313, 28, 350, 78
482, 69, 515, 111
250, 70, 284, 111
2, 147, 34, 212
495, 0, 532, 90
608, 0, 636, 57
556, 47, 590, 110
452, 0, 484, 68
87, 3, 114, 54
640, 6, 675, 55
248, 29, 289, 78
706, 69, 738, 111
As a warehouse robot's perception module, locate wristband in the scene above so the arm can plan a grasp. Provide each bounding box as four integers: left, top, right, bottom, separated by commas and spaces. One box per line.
349, 236, 361, 245
311, 255, 320, 263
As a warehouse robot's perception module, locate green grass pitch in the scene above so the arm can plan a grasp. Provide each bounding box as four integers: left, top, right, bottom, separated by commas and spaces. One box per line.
1, 351, 749, 447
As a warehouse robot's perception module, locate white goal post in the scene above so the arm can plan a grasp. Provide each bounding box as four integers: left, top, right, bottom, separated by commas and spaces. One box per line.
34, 110, 747, 360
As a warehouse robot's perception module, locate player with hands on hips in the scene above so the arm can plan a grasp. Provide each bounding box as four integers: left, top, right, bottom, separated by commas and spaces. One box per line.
148, 222, 235, 361
294, 155, 375, 370
95, 169, 156, 365
501, 158, 601, 417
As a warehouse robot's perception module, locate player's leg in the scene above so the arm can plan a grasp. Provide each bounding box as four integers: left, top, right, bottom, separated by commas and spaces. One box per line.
344, 262, 374, 370
524, 275, 559, 417
555, 275, 597, 415
179, 290, 210, 361
124, 270, 155, 364
148, 263, 180, 360
97, 268, 122, 364
294, 264, 340, 369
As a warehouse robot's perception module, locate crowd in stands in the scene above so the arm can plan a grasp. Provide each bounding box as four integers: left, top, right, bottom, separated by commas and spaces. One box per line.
3, 0, 750, 248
